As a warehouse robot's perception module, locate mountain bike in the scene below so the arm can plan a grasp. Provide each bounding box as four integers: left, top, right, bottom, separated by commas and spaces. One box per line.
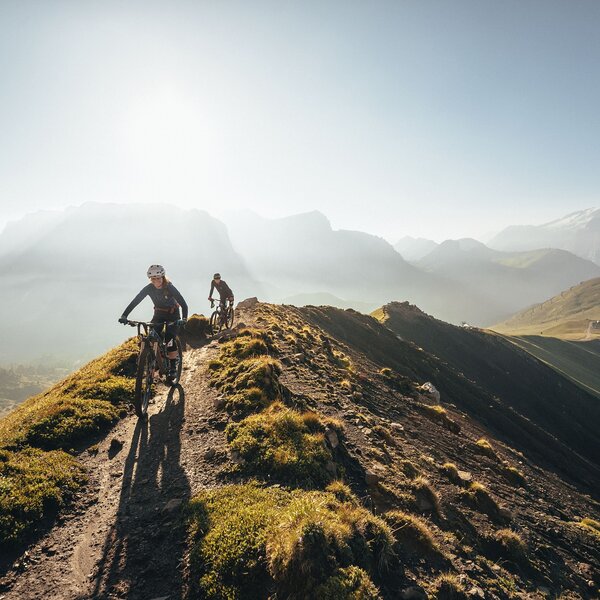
209, 299, 234, 335
123, 320, 183, 418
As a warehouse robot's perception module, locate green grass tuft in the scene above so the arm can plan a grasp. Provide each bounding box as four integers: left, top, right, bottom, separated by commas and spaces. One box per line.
0, 447, 85, 546
184, 313, 211, 337
577, 517, 600, 537
314, 566, 382, 599
226, 403, 337, 487
186, 482, 393, 600
0, 339, 137, 451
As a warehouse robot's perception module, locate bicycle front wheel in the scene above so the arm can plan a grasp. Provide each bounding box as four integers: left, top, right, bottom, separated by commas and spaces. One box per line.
134, 346, 155, 418
226, 306, 235, 329
210, 310, 220, 335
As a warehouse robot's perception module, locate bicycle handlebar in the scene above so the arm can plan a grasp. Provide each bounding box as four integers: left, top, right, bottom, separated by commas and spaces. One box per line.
122, 319, 179, 327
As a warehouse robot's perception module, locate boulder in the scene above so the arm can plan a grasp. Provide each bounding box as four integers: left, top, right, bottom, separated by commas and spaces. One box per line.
419, 382, 441, 402
236, 297, 259, 309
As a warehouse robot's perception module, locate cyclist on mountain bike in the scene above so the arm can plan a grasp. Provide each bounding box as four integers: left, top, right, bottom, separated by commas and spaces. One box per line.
119, 265, 188, 380
208, 273, 234, 308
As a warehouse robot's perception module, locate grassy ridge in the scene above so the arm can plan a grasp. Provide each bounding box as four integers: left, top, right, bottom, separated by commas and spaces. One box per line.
186, 315, 395, 598
0, 338, 138, 546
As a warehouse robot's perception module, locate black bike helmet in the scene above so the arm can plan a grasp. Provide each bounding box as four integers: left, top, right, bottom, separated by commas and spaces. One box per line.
213, 273, 221, 279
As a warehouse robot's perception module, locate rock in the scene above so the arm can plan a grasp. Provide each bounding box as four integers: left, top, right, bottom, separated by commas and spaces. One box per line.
236, 297, 259, 309
163, 498, 183, 513
467, 586, 485, 599
212, 396, 226, 410
325, 461, 337, 476
391, 422, 404, 432
109, 438, 124, 453
204, 448, 217, 461
365, 470, 382, 486
419, 382, 440, 402
457, 470, 472, 484
293, 352, 306, 362
399, 585, 428, 599
230, 450, 244, 465
352, 391, 363, 400
325, 428, 339, 449
363, 428, 372, 436
415, 491, 435, 512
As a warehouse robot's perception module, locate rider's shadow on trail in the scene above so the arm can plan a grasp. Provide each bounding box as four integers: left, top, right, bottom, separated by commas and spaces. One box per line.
91, 385, 191, 600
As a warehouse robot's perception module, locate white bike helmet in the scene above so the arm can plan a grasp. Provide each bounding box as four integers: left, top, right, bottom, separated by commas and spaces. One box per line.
147, 264, 166, 278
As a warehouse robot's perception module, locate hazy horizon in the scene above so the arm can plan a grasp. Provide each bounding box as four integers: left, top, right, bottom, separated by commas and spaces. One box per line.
2, 1, 599, 241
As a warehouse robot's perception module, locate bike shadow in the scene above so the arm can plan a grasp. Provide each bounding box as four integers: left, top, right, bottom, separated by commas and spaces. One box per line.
90, 384, 191, 599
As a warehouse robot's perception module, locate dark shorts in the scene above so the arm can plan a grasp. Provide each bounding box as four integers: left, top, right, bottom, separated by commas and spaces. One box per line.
151, 310, 180, 349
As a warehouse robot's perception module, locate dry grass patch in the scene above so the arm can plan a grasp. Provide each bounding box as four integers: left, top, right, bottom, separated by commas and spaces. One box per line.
184, 313, 211, 337
417, 403, 460, 434
186, 482, 391, 600
412, 477, 442, 516
577, 517, 600, 538
461, 482, 504, 521
384, 510, 441, 556
475, 437, 497, 459
431, 573, 467, 599
494, 529, 527, 562
441, 462, 461, 485
500, 463, 526, 487
400, 460, 420, 479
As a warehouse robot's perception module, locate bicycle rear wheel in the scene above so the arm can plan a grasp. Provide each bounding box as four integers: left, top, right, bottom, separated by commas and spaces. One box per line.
169, 338, 183, 386
226, 306, 235, 329
134, 346, 155, 418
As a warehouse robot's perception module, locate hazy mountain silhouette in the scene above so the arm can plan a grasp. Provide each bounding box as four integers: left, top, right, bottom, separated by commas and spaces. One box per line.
394, 235, 438, 261
490, 208, 600, 264
0, 202, 258, 362
416, 238, 600, 320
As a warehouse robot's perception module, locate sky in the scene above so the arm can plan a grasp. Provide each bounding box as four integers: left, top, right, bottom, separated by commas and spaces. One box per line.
1, 0, 599, 242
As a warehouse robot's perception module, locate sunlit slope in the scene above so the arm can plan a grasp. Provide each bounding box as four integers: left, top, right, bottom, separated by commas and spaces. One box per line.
492, 277, 600, 339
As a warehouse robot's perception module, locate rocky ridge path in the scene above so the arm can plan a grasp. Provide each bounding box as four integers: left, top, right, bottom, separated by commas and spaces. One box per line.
0, 333, 231, 600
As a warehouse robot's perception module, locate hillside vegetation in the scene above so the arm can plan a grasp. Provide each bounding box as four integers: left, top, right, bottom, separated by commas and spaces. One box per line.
0, 301, 598, 599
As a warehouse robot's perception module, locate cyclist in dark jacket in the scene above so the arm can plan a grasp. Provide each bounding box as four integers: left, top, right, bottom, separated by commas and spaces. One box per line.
119, 264, 188, 379
208, 273, 234, 307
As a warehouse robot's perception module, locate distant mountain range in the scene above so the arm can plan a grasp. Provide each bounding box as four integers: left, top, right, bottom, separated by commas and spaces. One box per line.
393, 236, 438, 261
489, 208, 600, 264
2, 202, 599, 362
414, 238, 600, 323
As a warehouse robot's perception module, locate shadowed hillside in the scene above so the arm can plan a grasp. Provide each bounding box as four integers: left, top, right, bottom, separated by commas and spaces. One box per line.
371, 301, 600, 468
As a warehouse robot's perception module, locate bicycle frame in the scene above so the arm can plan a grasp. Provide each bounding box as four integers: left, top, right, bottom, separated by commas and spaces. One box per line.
126, 320, 177, 375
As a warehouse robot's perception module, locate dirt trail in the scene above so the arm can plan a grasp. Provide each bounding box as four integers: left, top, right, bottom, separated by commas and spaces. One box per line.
0, 336, 230, 600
